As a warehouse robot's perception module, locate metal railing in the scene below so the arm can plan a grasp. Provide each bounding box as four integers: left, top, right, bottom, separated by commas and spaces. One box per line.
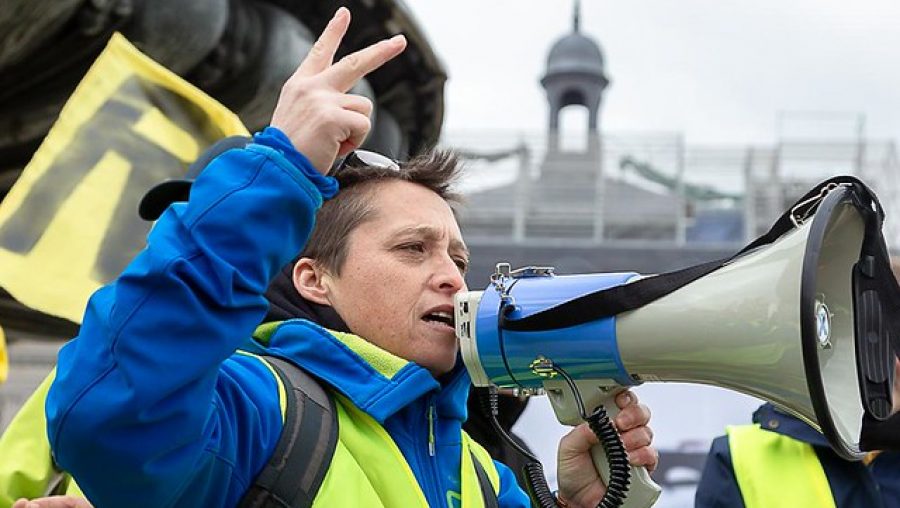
444, 130, 900, 250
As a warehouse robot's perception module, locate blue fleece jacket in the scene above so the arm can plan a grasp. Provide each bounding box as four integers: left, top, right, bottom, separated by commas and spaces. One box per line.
45, 128, 528, 508
695, 403, 900, 508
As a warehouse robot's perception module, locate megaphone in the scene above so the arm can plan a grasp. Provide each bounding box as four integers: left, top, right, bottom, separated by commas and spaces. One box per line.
455, 177, 899, 508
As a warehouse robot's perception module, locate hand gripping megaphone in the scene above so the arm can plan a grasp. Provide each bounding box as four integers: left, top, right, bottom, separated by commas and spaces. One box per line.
455, 176, 900, 508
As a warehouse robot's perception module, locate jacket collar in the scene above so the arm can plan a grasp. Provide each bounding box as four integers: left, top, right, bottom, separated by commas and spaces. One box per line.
752, 403, 831, 448
244, 319, 471, 424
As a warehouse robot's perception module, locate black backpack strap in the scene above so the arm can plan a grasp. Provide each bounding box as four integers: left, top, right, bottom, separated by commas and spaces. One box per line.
471, 451, 499, 508
239, 356, 338, 508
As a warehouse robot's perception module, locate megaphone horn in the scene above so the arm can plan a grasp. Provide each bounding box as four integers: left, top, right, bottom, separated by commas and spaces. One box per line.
456, 176, 899, 508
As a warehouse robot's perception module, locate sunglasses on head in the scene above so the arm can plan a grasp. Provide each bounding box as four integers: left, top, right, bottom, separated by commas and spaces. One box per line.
330, 150, 400, 176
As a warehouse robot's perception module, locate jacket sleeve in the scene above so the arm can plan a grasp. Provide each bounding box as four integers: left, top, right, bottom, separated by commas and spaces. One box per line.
695, 435, 746, 508
45, 127, 335, 508
494, 459, 531, 508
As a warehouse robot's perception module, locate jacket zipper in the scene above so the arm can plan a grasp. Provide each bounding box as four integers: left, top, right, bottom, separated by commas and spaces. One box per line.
428, 403, 436, 456
419, 397, 442, 505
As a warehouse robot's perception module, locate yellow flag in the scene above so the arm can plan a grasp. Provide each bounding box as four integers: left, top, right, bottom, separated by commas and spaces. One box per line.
0, 33, 249, 324
0, 325, 6, 384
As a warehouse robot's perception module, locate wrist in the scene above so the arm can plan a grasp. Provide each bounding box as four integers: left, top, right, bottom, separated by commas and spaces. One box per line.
255, 127, 339, 199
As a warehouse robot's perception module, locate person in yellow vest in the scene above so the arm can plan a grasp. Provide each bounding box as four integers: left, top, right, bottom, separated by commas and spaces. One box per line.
695, 402, 900, 508
4, 253, 654, 508
38, 8, 656, 508
0, 372, 86, 507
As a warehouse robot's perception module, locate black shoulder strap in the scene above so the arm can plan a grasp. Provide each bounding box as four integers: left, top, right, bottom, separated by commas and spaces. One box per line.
471, 451, 499, 508
239, 356, 338, 508
501, 176, 885, 333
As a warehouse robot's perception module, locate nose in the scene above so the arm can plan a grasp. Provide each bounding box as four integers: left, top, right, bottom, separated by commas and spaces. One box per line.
433, 254, 466, 293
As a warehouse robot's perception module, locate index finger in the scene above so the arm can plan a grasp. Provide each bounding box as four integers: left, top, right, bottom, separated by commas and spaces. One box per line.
615, 390, 638, 409
615, 403, 651, 431
324, 34, 407, 92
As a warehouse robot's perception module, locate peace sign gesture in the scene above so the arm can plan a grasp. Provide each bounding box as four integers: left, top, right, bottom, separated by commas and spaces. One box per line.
270, 7, 407, 174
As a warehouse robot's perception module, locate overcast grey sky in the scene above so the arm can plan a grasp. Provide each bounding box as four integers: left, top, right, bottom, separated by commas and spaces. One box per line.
408, 0, 900, 145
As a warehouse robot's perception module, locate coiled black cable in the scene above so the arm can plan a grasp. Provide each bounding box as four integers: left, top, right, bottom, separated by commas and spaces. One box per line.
476, 371, 631, 508
586, 404, 631, 508
522, 460, 558, 507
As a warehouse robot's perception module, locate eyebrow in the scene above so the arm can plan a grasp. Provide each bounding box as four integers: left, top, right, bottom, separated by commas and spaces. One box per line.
392, 225, 470, 258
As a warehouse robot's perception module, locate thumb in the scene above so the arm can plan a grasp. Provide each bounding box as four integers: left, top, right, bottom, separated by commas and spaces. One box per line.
559, 423, 600, 459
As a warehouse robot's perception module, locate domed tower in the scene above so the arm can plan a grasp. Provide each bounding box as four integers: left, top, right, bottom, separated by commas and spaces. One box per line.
459, 1, 625, 242
541, 0, 609, 137
526, 1, 609, 239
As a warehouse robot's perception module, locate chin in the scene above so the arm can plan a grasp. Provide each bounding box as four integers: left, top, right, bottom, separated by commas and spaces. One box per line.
423, 355, 458, 378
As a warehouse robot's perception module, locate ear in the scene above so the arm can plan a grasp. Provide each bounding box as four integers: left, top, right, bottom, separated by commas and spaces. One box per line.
292, 257, 332, 306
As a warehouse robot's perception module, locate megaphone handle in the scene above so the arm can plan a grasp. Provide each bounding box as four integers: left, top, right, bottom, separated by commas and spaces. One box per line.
590, 398, 662, 508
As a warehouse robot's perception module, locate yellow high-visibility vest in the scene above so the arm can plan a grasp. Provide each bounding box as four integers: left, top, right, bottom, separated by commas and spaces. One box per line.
310, 394, 499, 507
727, 424, 835, 508
0, 325, 6, 384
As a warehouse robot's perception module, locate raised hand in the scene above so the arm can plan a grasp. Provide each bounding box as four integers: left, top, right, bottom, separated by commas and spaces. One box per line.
270, 7, 407, 174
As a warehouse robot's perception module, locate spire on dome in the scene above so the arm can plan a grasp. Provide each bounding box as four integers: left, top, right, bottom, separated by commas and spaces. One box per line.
573, 0, 581, 32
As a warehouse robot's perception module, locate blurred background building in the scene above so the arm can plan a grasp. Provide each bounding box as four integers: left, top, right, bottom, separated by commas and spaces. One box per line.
451, 4, 899, 280
2, 1, 899, 507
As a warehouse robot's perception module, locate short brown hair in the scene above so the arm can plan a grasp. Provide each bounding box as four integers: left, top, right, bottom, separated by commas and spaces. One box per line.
300, 149, 463, 274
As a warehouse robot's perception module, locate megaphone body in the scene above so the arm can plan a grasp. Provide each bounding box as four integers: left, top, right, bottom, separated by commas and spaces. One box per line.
456, 181, 897, 507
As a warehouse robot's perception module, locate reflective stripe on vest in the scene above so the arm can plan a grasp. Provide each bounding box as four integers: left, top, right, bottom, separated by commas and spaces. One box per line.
311, 394, 500, 508
727, 424, 835, 508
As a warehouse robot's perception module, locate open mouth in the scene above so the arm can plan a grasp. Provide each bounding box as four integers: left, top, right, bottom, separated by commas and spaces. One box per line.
423, 310, 455, 329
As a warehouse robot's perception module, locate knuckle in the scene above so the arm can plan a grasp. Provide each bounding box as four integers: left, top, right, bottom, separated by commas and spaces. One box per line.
618, 390, 636, 407
581, 422, 600, 445
627, 446, 651, 464
280, 80, 298, 96
310, 39, 327, 57
341, 53, 362, 71
282, 79, 310, 99
614, 412, 633, 430
629, 450, 646, 466
621, 429, 641, 449
349, 112, 369, 130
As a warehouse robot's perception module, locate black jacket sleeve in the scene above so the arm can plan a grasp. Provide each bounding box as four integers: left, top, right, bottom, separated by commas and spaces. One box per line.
695, 435, 746, 508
